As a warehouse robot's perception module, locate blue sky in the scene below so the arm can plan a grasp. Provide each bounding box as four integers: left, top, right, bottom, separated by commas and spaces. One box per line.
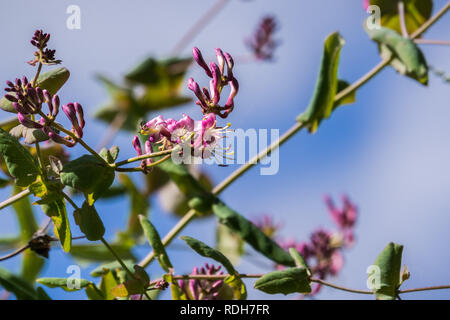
1, 0, 450, 299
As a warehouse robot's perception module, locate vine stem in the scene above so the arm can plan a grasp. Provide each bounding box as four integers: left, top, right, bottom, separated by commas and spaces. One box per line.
398, 285, 450, 294
100, 237, 135, 279
0, 189, 31, 211
414, 39, 450, 46
0, 244, 30, 262
171, 0, 230, 56
138, 2, 450, 269
310, 278, 373, 295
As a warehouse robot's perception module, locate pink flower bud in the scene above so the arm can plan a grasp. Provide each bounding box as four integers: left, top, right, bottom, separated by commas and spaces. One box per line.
17, 112, 43, 129
192, 47, 212, 78
132, 136, 143, 156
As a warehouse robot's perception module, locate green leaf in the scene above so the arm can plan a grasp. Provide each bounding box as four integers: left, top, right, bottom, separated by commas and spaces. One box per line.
60, 155, 115, 202
100, 270, 120, 300
119, 174, 149, 237
216, 223, 245, 265
36, 277, 91, 291
70, 244, 135, 263
91, 260, 135, 277
289, 248, 310, 274
181, 236, 236, 275
36, 287, 52, 300
9, 125, 49, 145
334, 80, 356, 108
224, 275, 247, 300
73, 202, 105, 241
99, 146, 120, 164
0, 267, 38, 300
254, 267, 311, 295
371, 242, 404, 300
369, 0, 432, 35
212, 201, 295, 267
111, 266, 150, 298
139, 215, 173, 272
366, 26, 428, 85
0, 67, 70, 113
41, 198, 71, 252
85, 283, 105, 300
0, 128, 39, 187
297, 32, 346, 133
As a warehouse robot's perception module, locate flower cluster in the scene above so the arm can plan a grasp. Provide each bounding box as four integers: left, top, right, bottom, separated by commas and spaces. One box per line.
178, 263, 224, 300
246, 16, 279, 61
188, 47, 239, 118
28, 29, 61, 66
324, 194, 358, 247
4, 77, 85, 147
133, 47, 238, 170
254, 195, 358, 296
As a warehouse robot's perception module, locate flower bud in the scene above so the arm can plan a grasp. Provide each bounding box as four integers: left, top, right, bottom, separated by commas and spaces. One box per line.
132, 136, 143, 156
74, 102, 85, 128
215, 48, 225, 75
17, 113, 43, 129
192, 47, 212, 78
4, 94, 18, 102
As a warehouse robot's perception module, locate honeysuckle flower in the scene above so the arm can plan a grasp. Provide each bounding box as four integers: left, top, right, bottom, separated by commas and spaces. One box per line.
178, 263, 224, 300
137, 113, 229, 163
246, 16, 279, 61
188, 47, 239, 118
324, 195, 358, 247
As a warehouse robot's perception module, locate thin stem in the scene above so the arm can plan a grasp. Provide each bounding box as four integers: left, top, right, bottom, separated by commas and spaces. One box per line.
171, 0, 230, 56
114, 150, 176, 168
414, 39, 450, 46
0, 244, 30, 261
0, 189, 32, 211
32, 62, 43, 87
310, 278, 373, 295
399, 285, 450, 294
398, 1, 409, 38
100, 237, 135, 279
138, 1, 450, 269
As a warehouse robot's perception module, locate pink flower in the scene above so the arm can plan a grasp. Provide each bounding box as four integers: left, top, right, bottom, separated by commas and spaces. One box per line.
188, 47, 238, 118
